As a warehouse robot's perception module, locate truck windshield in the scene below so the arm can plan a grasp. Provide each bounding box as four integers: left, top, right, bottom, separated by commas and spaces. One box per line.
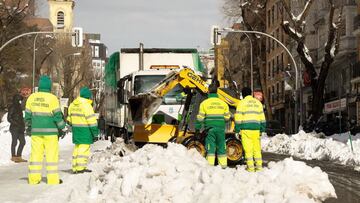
134, 75, 184, 105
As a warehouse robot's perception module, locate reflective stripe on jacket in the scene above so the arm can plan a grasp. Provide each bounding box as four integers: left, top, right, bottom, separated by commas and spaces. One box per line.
67, 97, 99, 144
234, 95, 266, 132
25, 92, 65, 136
195, 93, 230, 130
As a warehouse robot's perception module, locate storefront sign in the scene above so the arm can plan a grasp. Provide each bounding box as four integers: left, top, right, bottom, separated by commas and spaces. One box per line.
324, 98, 346, 113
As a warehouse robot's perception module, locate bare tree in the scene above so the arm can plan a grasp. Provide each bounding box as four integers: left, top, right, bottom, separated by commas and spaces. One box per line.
52, 36, 93, 102
222, 0, 273, 120
279, 0, 342, 122
0, 0, 35, 111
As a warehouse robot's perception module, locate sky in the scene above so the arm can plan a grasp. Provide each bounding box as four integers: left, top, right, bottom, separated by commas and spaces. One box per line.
38, 0, 226, 54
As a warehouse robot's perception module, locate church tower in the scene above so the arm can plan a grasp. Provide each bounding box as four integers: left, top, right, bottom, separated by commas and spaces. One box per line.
48, 0, 74, 32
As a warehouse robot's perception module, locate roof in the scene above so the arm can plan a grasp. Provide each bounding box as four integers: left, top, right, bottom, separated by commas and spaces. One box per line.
24, 17, 53, 31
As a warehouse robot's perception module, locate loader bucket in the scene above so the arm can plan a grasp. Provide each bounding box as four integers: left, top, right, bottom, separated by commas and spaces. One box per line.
129, 92, 163, 124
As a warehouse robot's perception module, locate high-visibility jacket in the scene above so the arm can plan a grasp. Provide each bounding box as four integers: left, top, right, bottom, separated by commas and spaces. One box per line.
67, 97, 99, 144
195, 93, 230, 129
25, 92, 65, 136
234, 95, 266, 133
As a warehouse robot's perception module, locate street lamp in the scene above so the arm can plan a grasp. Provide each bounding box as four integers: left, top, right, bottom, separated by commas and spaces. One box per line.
217, 28, 300, 132
32, 34, 54, 92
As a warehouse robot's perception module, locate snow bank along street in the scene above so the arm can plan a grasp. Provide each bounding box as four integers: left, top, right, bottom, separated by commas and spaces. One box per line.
262, 131, 360, 171
31, 139, 336, 203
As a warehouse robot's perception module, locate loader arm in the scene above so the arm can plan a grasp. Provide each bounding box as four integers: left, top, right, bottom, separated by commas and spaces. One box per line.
129, 68, 240, 124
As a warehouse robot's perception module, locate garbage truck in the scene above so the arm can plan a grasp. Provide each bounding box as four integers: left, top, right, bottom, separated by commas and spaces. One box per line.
104, 43, 205, 142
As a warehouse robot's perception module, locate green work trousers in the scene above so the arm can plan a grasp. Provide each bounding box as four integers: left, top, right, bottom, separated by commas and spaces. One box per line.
205, 127, 227, 168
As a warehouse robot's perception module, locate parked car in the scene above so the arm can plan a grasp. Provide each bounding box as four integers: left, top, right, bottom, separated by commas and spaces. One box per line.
266, 120, 284, 137
314, 117, 348, 136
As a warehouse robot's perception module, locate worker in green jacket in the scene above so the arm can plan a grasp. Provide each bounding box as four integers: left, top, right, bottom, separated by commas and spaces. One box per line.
67, 87, 99, 173
25, 75, 66, 185
195, 82, 230, 168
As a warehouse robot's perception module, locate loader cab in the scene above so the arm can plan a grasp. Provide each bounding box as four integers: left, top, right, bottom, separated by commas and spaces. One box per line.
117, 69, 186, 125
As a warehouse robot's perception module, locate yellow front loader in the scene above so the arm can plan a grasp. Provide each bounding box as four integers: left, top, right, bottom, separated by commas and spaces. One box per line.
129, 68, 244, 165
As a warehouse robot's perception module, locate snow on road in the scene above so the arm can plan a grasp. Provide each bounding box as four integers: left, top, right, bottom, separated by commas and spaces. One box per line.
262, 131, 360, 170
33, 139, 336, 203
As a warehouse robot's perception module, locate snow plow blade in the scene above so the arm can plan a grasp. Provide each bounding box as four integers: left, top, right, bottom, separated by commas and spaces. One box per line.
129, 92, 163, 124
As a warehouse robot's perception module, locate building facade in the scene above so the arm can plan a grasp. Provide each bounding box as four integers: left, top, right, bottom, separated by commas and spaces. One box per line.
86, 33, 108, 113
266, 0, 291, 132
353, 1, 360, 125
302, 0, 358, 126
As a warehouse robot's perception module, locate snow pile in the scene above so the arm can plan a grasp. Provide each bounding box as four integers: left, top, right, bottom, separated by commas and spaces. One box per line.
263, 131, 360, 169
54, 142, 336, 203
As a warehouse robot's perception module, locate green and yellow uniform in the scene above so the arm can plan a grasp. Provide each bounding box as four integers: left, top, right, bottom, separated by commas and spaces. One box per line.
67, 87, 99, 172
25, 75, 65, 185
196, 93, 230, 168
235, 95, 266, 172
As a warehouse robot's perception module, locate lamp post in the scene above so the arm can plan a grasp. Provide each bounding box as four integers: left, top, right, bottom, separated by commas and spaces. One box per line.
218, 28, 300, 132
32, 34, 56, 92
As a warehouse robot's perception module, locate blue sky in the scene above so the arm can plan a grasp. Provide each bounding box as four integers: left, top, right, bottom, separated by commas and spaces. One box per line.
38, 0, 225, 54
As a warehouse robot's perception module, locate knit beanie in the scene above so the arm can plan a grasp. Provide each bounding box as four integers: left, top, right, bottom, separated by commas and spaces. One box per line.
38, 75, 52, 92
80, 86, 92, 99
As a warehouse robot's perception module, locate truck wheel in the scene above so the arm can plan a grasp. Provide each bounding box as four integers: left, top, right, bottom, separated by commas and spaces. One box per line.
226, 135, 244, 165
182, 136, 206, 157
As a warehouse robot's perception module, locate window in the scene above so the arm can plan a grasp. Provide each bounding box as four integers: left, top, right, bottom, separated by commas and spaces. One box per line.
57, 11, 64, 28
267, 10, 271, 27
281, 53, 284, 71
272, 59, 275, 78
274, 4, 278, 22
271, 6, 275, 25
268, 62, 271, 78
95, 46, 99, 57
276, 55, 279, 74
276, 29, 279, 48
282, 81, 285, 97
134, 75, 183, 105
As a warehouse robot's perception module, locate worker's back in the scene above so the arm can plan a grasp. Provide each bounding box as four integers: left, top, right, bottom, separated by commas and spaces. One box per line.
235, 95, 265, 132
197, 93, 230, 128
25, 91, 64, 135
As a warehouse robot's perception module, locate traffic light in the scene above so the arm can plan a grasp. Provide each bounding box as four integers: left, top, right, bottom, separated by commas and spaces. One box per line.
72, 27, 83, 47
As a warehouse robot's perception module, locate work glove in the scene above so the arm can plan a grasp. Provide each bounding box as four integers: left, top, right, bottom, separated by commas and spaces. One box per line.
58, 127, 67, 139
194, 129, 201, 140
